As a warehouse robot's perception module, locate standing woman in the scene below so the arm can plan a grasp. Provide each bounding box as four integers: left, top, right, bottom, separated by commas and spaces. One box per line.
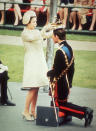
21, 11, 51, 121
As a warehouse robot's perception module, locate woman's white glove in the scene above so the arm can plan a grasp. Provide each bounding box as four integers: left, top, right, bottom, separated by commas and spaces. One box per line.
41, 24, 53, 39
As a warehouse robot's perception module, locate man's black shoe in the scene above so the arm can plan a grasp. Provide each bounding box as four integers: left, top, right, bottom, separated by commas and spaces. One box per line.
88, 108, 93, 125
59, 116, 72, 126
84, 108, 93, 127
1, 100, 16, 106
84, 111, 89, 127
64, 115, 72, 123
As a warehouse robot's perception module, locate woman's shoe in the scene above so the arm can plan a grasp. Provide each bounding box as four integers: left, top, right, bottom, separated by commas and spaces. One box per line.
0, 20, 4, 25
22, 112, 32, 121
78, 26, 82, 31
89, 27, 93, 31
30, 112, 37, 120
71, 25, 76, 30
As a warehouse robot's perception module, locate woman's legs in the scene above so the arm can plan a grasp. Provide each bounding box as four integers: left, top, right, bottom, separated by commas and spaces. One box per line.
58, 8, 64, 22
89, 10, 96, 31
24, 88, 39, 114
62, 8, 68, 28
14, 4, 22, 25
14, 8, 19, 25
0, 11, 4, 24
46, 8, 50, 25
77, 11, 82, 30
30, 88, 39, 114
70, 11, 76, 30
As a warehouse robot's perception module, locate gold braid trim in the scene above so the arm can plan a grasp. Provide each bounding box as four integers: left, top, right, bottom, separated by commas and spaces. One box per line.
50, 48, 74, 96
59, 48, 69, 68
55, 48, 74, 81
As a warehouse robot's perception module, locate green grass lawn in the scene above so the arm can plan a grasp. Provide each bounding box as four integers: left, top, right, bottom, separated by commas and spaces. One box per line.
0, 44, 24, 82
0, 29, 96, 42
0, 44, 96, 89
73, 51, 96, 88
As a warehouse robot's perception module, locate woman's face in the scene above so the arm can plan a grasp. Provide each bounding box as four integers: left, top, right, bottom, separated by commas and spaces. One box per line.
27, 17, 37, 30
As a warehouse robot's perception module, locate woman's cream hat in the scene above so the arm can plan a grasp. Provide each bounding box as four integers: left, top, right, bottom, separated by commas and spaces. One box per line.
22, 10, 36, 25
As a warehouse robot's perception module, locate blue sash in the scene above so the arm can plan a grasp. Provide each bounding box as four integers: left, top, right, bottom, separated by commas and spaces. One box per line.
61, 46, 71, 60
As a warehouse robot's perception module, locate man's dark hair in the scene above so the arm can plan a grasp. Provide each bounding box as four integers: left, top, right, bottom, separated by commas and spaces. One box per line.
53, 28, 66, 40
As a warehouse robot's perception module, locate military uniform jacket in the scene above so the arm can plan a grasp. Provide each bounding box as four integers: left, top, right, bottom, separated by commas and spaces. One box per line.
0, 60, 9, 82
47, 41, 74, 102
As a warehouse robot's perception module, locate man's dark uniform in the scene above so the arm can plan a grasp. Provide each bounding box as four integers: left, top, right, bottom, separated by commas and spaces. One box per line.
47, 41, 93, 127
0, 60, 15, 106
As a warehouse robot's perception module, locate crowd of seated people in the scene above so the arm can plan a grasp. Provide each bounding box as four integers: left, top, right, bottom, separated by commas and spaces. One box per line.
0, 0, 96, 31
69, 0, 95, 30
57, 0, 96, 31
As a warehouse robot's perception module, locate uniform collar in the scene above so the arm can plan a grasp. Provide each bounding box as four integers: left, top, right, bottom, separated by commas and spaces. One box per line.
59, 40, 66, 48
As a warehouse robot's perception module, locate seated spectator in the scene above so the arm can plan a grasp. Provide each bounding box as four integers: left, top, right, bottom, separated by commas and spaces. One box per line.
12, 0, 23, 26
0, 0, 22, 26
30, 0, 50, 25
70, 0, 92, 30
0, 0, 12, 24
89, 0, 96, 30
30, 0, 45, 17
0, 60, 16, 106
58, 0, 69, 28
